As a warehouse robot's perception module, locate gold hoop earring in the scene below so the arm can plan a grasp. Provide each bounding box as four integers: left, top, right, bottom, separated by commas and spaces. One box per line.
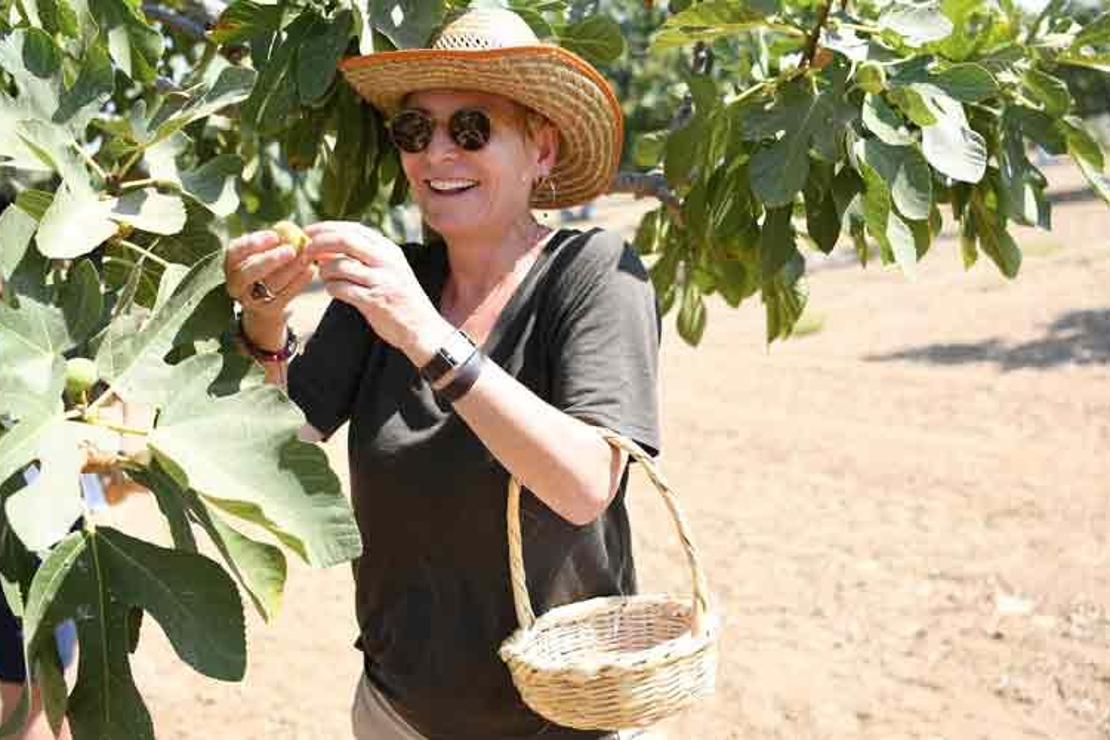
545, 175, 557, 205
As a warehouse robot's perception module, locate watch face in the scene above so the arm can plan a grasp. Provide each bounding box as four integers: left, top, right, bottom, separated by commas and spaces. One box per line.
443, 331, 477, 365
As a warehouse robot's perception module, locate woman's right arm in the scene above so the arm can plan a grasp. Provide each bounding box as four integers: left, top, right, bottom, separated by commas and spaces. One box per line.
225, 230, 326, 442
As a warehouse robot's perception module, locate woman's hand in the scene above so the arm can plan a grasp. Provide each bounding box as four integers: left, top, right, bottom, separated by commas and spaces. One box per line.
224, 228, 316, 321
303, 222, 449, 364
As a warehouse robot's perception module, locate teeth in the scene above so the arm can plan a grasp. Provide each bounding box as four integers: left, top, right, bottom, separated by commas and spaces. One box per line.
428, 179, 478, 192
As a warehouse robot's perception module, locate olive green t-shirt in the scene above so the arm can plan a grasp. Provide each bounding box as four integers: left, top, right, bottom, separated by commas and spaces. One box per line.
287, 227, 661, 739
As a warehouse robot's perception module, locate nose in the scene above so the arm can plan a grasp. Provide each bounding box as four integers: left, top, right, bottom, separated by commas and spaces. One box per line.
422, 121, 460, 163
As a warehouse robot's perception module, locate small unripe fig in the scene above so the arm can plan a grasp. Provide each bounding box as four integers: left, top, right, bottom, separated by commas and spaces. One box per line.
272, 221, 309, 253
65, 357, 98, 397
856, 61, 887, 94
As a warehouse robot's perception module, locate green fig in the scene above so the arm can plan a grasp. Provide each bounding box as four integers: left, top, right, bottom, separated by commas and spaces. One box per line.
857, 61, 887, 95
64, 357, 98, 397
272, 221, 309, 253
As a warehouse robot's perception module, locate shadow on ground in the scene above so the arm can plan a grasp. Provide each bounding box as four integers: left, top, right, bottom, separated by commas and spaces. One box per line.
865, 309, 1110, 370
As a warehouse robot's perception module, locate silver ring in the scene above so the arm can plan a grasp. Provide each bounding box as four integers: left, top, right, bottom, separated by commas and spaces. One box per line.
250, 280, 277, 303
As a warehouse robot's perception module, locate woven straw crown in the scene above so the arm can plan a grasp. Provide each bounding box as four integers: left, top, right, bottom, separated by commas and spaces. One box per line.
338, 8, 624, 209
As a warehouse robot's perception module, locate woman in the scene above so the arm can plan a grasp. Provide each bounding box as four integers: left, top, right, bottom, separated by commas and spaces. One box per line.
224, 9, 661, 739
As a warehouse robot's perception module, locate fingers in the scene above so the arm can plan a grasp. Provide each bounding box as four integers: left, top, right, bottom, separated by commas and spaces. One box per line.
226, 230, 282, 271
323, 279, 372, 308
303, 222, 398, 267
265, 253, 316, 295
278, 264, 317, 301
227, 245, 300, 299
316, 255, 384, 289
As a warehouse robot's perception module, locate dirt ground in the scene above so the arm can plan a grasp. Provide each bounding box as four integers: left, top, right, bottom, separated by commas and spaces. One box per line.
111, 161, 1109, 739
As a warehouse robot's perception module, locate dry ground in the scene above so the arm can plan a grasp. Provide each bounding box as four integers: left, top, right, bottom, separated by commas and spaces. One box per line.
110, 161, 1109, 739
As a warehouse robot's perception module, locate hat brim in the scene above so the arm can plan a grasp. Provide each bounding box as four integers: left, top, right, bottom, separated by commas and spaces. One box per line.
339, 46, 624, 210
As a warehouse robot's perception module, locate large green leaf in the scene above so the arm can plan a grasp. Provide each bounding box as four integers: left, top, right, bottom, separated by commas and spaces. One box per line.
192, 496, 287, 622
148, 353, 362, 567
0, 204, 38, 282
52, 43, 113, 126
241, 18, 314, 136
1073, 10, 1110, 47
60, 258, 105, 344
651, 0, 792, 51
50, 532, 155, 740
296, 10, 353, 105
1022, 68, 1070, 116
862, 94, 914, 145
999, 110, 1050, 228
1055, 52, 1110, 74
88, 0, 163, 82
321, 86, 381, 218
879, 0, 954, 45
0, 295, 73, 411
858, 139, 932, 220
13, 118, 96, 193
744, 80, 856, 207
209, 0, 283, 44
370, 0, 444, 49
95, 253, 225, 402
970, 187, 1021, 278
5, 422, 115, 552
557, 16, 625, 65
132, 458, 287, 622
151, 66, 257, 145
918, 88, 986, 183
676, 281, 707, 345
111, 189, 187, 236
854, 146, 920, 277
759, 206, 796, 280
0, 30, 63, 121
97, 527, 246, 680
9, 532, 85, 738
762, 252, 807, 343
35, 184, 118, 259
929, 63, 998, 102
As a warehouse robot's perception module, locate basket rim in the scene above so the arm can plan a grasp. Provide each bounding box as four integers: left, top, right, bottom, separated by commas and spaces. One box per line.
499, 593, 721, 678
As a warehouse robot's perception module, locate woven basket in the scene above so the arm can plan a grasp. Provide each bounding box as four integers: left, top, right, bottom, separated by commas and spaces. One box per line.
499, 429, 719, 731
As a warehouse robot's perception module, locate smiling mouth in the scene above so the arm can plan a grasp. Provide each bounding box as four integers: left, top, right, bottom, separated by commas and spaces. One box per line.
426, 178, 479, 195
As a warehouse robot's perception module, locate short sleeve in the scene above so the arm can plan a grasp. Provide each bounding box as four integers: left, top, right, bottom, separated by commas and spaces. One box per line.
547, 229, 662, 457
287, 299, 376, 440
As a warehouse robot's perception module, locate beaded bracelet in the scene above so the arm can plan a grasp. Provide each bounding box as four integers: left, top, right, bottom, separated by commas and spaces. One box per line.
235, 312, 300, 363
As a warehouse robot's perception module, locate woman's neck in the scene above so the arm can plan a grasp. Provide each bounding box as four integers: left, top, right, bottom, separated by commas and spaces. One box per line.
439, 216, 552, 308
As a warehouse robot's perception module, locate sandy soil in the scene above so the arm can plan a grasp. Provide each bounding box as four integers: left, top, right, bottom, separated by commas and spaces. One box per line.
107, 161, 1109, 739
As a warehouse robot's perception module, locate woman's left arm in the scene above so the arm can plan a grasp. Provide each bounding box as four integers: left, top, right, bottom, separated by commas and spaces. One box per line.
304, 222, 636, 526
434, 358, 629, 526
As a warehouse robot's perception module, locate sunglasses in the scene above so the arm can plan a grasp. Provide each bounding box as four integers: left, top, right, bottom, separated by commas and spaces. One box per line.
387, 108, 492, 154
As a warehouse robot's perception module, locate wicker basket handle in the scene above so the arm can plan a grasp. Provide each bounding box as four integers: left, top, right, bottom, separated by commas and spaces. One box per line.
507, 428, 711, 636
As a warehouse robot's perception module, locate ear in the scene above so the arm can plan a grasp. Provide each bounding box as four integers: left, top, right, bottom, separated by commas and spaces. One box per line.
532, 122, 559, 178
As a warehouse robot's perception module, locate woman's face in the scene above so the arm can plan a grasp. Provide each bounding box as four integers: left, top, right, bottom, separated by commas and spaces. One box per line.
397, 89, 557, 239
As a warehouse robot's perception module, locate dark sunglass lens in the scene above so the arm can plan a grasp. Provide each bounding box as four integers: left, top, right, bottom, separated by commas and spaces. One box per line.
390, 110, 434, 153
449, 109, 491, 151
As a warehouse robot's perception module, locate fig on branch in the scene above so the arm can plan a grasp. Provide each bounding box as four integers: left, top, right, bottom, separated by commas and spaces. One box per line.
856, 62, 887, 94
272, 221, 310, 253
65, 357, 99, 398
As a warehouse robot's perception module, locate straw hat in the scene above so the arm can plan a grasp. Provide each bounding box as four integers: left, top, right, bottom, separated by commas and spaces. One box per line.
338, 8, 624, 209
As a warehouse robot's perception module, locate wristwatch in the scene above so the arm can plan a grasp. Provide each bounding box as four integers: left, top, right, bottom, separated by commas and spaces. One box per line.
418, 328, 478, 387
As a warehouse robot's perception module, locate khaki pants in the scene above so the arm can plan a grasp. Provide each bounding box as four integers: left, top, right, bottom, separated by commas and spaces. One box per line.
350, 675, 663, 739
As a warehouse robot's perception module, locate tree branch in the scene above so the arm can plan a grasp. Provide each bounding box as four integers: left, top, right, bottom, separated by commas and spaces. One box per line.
803, 1, 832, 66
142, 4, 210, 41
608, 172, 683, 225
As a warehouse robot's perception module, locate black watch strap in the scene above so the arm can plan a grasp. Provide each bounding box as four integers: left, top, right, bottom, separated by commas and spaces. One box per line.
419, 329, 478, 385
437, 350, 485, 403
